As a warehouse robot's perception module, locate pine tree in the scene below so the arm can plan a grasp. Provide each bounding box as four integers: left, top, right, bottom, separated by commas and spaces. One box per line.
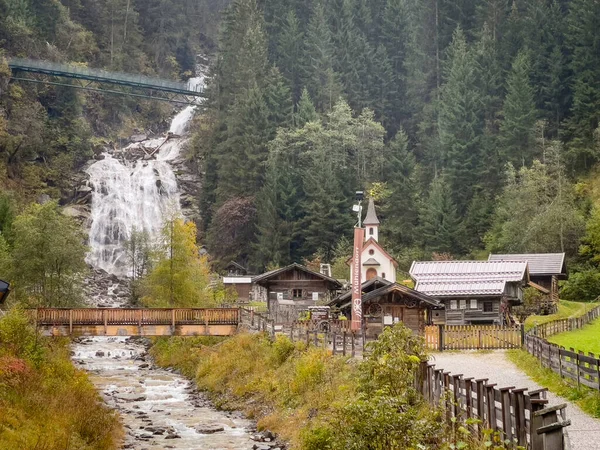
264, 66, 294, 132
419, 175, 464, 255
276, 10, 305, 100
302, 2, 341, 111
499, 50, 537, 167
565, 0, 600, 170
438, 27, 484, 214
295, 88, 319, 127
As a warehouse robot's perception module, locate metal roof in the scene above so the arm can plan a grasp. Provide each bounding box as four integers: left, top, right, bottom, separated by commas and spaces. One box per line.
409, 260, 529, 283
363, 258, 380, 266
415, 279, 507, 297
488, 253, 566, 276
363, 198, 380, 225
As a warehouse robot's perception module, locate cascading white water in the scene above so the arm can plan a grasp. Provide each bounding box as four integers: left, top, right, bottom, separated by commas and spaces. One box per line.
86, 77, 204, 276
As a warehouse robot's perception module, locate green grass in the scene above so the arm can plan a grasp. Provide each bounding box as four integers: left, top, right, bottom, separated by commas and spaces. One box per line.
548, 318, 600, 355
524, 300, 600, 331
506, 349, 600, 418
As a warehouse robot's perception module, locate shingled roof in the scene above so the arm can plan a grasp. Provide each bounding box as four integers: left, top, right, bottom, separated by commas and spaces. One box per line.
488, 253, 566, 278
363, 197, 380, 225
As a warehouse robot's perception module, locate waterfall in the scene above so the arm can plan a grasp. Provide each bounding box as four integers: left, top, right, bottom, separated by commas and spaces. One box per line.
86, 77, 203, 276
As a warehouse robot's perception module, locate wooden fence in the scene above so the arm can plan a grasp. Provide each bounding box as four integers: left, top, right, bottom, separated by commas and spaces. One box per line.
419, 362, 571, 449
28, 308, 241, 326
529, 305, 600, 339
524, 304, 600, 392
425, 325, 524, 351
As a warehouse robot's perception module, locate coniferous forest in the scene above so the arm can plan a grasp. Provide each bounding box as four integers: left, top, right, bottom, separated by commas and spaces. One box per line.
1, 1, 600, 299
195, 0, 600, 295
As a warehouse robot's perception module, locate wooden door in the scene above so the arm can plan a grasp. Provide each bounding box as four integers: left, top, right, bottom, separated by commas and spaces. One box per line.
366, 268, 377, 280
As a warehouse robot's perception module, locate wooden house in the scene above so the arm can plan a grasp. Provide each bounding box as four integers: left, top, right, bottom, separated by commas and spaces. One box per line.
253, 263, 343, 323
222, 262, 253, 302
329, 277, 442, 337
488, 253, 567, 306
410, 260, 530, 326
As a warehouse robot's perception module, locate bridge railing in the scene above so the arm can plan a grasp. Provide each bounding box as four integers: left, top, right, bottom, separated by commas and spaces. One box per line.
28, 308, 240, 326
8, 58, 204, 94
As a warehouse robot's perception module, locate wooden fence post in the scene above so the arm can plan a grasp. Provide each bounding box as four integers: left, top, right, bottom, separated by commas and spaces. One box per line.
342, 332, 347, 356
439, 325, 445, 351
512, 388, 528, 447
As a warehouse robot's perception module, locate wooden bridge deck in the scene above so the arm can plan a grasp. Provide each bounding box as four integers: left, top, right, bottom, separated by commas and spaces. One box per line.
27, 308, 240, 337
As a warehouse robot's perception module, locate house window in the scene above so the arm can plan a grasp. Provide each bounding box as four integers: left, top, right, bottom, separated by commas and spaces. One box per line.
450, 300, 457, 310
382, 273, 386, 279
483, 301, 493, 313
369, 249, 375, 255
459, 299, 466, 309
470, 299, 478, 309
369, 227, 374, 235
292, 289, 303, 299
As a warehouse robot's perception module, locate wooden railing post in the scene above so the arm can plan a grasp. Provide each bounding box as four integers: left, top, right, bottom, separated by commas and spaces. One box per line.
171, 309, 175, 334
69, 309, 73, 335
103, 309, 107, 335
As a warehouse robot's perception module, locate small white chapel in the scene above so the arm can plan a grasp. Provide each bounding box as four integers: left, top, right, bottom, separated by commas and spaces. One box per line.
348, 198, 398, 283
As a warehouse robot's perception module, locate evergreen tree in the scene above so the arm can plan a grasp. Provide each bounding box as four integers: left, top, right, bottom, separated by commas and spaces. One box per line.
499, 49, 537, 167
418, 175, 464, 255
302, 2, 341, 111
276, 10, 305, 100
565, 0, 600, 170
295, 88, 319, 127
438, 27, 484, 213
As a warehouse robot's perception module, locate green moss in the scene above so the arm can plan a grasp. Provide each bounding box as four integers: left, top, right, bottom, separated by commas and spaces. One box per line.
506, 349, 600, 418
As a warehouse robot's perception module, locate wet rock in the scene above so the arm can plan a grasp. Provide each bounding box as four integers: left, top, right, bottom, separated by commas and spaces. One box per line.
95, 351, 105, 357
196, 423, 225, 434
116, 394, 147, 402
139, 363, 149, 369
164, 433, 181, 439
130, 134, 148, 143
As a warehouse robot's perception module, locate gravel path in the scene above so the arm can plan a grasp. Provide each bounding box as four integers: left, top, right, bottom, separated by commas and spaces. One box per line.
431, 351, 600, 450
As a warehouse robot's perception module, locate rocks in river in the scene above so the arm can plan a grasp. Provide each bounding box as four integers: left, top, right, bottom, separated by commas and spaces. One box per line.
116, 394, 147, 402
95, 351, 105, 357
164, 433, 181, 439
195, 423, 225, 434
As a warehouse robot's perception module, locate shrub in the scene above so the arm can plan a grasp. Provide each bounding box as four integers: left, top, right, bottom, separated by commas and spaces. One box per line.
560, 269, 600, 301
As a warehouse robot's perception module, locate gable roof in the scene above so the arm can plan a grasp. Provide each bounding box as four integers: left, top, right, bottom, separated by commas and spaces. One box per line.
225, 261, 248, 273
345, 238, 399, 267
363, 198, 380, 225
410, 260, 529, 283
329, 277, 392, 305
415, 279, 508, 297
488, 253, 566, 277
362, 283, 442, 308
253, 263, 342, 287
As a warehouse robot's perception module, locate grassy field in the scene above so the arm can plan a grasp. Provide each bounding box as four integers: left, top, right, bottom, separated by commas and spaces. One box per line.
524, 300, 600, 331
506, 349, 600, 418
548, 318, 600, 355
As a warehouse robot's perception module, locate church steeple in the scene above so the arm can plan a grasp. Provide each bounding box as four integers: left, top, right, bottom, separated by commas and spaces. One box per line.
363, 198, 380, 241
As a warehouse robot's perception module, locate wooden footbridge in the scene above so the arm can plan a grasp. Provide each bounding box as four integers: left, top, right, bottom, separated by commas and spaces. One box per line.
27, 308, 240, 337
7, 58, 205, 104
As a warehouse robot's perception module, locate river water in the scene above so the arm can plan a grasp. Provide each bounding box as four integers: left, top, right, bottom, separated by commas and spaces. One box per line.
72, 337, 256, 449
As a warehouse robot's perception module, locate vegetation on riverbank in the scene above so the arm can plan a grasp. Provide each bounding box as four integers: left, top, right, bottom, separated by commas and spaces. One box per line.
524, 300, 600, 331
506, 349, 600, 418
151, 325, 513, 450
0, 308, 122, 449
548, 318, 600, 355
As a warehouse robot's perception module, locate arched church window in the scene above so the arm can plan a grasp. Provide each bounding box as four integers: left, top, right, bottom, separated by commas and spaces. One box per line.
369, 228, 374, 235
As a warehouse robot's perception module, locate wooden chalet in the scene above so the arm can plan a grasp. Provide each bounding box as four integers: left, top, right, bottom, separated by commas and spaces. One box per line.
329, 277, 442, 337
222, 262, 253, 302
488, 253, 567, 306
410, 260, 530, 326
253, 263, 343, 323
